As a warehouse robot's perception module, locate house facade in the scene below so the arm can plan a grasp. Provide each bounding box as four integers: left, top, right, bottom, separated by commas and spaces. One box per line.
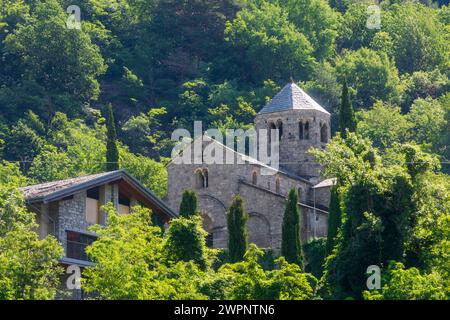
21, 170, 176, 267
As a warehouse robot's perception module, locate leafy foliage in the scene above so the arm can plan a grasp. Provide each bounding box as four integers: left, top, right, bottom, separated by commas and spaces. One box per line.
0, 0, 448, 301
164, 216, 209, 270
312, 133, 449, 299
338, 80, 356, 137
0, 172, 63, 300
218, 244, 318, 300
326, 186, 342, 255
83, 204, 206, 299
106, 104, 119, 171
227, 195, 249, 263
281, 189, 303, 266
179, 190, 199, 218
363, 261, 448, 300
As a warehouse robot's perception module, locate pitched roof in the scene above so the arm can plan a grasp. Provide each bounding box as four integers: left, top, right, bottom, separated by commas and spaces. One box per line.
258, 83, 330, 115
312, 177, 337, 189
21, 171, 114, 200
167, 134, 313, 185
20, 170, 177, 218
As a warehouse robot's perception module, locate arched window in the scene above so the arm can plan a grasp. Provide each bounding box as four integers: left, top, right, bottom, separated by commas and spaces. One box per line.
268, 122, 276, 141
304, 121, 310, 140
252, 171, 257, 185
268, 122, 276, 155
320, 123, 328, 143
203, 169, 209, 188
299, 121, 304, 140
195, 169, 208, 188
195, 169, 204, 188
275, 177, 281, 193
276, 120, 283, 140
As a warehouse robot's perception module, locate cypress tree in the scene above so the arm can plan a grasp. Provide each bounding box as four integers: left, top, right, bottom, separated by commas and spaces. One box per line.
325, 186, 342, 255
179, 190, 199, 218
106, 103, 119, 171
281, 188, 303, 267
227, 195, 248, 263
339, 80, 357, 138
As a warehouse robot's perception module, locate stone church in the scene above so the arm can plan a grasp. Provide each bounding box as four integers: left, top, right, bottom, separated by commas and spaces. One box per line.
167, 83, 335, 251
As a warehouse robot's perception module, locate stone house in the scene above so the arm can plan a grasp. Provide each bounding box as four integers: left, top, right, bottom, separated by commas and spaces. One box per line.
167, 82, 336, 251
21, 170, 177, 267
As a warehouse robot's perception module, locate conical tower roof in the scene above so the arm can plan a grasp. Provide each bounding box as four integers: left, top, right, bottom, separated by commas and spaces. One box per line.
258, 83, 330, 115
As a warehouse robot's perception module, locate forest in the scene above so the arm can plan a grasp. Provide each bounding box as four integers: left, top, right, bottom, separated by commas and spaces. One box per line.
0, 0, 449, 300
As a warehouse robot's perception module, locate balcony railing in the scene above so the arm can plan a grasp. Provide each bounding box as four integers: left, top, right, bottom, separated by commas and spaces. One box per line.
66, 231, 97, 262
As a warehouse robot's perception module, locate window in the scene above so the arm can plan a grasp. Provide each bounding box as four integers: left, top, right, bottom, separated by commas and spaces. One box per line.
118, 204, 130, 214
252, 171, 257, 185
203, 169, 209, 188
66, 231, 96, 261
297, 188, 302, 200
118, 192, 130, 214
195, 169, 204, 188
320, 123, 328, 143
299, 121, 304, 139
86, 198, 99, 224
268, 122, 276, 143
205, 233, 214, 248
86, 187, 100, 225
195, 169, 208, 188
276, 120, 283, 140
304, 122, 310, 140
275, 177, 281, 193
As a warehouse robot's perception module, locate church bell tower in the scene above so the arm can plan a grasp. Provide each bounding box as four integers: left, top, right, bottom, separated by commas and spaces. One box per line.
254, 82, 331, 180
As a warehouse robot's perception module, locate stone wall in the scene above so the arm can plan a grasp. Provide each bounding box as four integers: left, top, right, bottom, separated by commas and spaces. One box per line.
254, 109, 330, 180
166, 138, 327, 250
313, 186, 332, 209
57, 191, 89, 252
53, 183, 120, 253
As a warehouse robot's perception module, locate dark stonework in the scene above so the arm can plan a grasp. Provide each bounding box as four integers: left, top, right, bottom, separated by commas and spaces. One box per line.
167, 83, 333, 251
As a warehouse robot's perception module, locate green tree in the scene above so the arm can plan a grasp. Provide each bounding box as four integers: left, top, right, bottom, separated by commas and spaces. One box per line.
363, 261, 448, 300
1, 0, 106, 120
0, 180, 63, 300
280, 0, 340, 60
303, 238, 327, 280
384, 3, 449, 74
4, 120, 43, 171
337, 2, 379, 51
84, 204, 206, 299
357, 101, 412, 150
281, 189, 303, 267
164, 216, 209, 270
325, 186, 342, 255
120, 150, 168, 198
336, 48, 403, 108
338, 80, 357, 138
402, 69, 449, 112
179, 190, 199, 218
106, 104, 119, 171
28, 145, 74, 183
227, 195, 249, 263
218, 244, 318, 300
121, 107, 169, 159
407, 98, 446, 148
225, 0, 315, 83
312, 134, 441, 299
